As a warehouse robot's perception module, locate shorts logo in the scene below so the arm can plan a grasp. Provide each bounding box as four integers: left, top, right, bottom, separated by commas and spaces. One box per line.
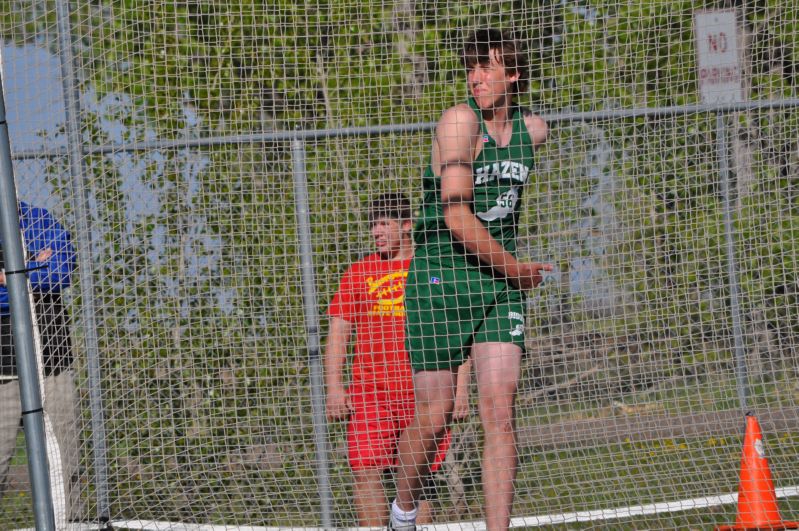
430, 277, 441, 284
508, 312, 525, 337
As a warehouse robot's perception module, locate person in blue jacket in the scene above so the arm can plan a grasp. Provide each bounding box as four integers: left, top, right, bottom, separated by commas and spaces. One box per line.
0, 201, 79, 522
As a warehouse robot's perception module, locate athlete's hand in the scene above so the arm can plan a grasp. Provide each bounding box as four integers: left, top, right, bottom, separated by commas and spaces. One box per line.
325, 385, 352, 421
452, 390, 470, 421
508, 262, 553, 290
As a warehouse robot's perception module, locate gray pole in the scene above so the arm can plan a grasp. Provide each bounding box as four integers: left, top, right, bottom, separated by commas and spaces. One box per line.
54, 0, 111, 523
716, 113, 749, 411
291, 136, 333, 528
0, 63, 56, 531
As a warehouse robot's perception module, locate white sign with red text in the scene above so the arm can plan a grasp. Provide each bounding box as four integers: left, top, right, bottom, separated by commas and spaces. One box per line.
694, 10, 744, 103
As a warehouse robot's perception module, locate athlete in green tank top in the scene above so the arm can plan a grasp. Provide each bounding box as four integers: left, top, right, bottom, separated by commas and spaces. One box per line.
414, 96, 535, 261
405, 93, 538, 372
392, 29, 552, 531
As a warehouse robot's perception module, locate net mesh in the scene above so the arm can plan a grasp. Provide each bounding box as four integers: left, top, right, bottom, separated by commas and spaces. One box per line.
0, 0, 797, 529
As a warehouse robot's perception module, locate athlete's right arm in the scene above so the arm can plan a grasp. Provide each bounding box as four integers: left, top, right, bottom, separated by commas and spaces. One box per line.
436, 106, 533, 287
324, 316, 354, 421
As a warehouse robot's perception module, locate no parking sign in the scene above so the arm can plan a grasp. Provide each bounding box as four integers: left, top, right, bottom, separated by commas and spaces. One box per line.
694, 9, 745, 103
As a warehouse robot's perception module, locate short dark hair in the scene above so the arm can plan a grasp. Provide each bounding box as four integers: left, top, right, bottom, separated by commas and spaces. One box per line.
367, 192, 412, 224
462, 29, 529, 95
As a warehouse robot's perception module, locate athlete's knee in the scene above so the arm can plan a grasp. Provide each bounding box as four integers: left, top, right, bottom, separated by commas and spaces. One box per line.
415, 407, 452, 439
478, 389, 514, 414
415, 397, 455, 433
478, 398, 515, 434
482, 415, 515, 437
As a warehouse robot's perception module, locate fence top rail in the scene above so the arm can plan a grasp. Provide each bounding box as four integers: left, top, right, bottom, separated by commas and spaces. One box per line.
11, 97, 799, 160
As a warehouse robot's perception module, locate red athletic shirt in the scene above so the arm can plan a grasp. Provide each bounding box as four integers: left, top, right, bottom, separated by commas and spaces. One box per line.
328, 253, 413, 392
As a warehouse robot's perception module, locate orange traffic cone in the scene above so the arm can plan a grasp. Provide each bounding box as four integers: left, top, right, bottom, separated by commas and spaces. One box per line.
716, 413, 799, 530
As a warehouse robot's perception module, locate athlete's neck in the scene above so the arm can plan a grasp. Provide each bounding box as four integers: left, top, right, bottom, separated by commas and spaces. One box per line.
475, 91, 513, 118
480, 97, 514, 141
379, 239, 414, 261
483, 108, 515, 147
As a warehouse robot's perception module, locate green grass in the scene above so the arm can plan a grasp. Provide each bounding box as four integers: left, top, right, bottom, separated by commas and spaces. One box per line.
2, 372, 798, 529
510, 369, 799, 529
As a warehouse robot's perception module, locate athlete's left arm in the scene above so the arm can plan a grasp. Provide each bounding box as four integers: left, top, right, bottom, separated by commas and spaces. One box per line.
514, 110, 553, 289
523, 109, 548, 147
452, 357, 472, 421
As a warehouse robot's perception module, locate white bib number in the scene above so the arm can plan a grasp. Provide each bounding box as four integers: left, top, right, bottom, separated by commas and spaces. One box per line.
476, 187, 519, 222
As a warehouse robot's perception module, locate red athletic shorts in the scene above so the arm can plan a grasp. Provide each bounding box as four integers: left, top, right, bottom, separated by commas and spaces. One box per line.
347, 384, 451, 472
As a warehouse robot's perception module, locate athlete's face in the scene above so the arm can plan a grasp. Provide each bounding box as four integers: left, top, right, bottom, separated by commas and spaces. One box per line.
467, 49, 519, 109
371, 216, 411, 259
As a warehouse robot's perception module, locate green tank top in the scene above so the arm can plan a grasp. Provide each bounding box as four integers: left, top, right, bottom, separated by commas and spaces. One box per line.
414, 97, 536, 262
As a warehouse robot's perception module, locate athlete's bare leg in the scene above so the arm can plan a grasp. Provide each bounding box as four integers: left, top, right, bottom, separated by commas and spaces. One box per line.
416, 499, 434, 525
472, 342, 522, 531
394, 368, 458, 512
353, 467, 435, 526
352, 467, 388, 526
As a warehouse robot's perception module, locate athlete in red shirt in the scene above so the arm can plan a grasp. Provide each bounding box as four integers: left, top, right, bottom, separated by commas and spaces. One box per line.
325, 193, 471, 526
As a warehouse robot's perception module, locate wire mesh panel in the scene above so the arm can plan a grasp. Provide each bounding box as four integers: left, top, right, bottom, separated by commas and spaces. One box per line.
0, 0, 796, 529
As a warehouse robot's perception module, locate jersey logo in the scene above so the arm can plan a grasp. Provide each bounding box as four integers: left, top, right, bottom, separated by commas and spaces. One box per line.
474, 161, 530, 185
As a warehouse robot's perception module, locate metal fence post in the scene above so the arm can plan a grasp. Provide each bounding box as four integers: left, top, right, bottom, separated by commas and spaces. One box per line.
292, 134, 333, 528
54, 0, 111, 524
0, 60, 55, 531
716, 112, 749, 411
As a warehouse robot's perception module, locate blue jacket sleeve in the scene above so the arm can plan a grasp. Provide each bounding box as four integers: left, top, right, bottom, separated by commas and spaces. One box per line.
21, 204, 76, 294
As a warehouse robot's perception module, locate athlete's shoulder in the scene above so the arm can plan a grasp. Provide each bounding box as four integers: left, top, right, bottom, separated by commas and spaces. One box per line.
435, 104, 481, 154
520, 107, 547, 147
340, 252, 373, 277
438, 103, 480, 130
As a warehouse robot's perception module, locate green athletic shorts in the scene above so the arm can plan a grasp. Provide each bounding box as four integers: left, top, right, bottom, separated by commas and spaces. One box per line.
404, 254, 526, 371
